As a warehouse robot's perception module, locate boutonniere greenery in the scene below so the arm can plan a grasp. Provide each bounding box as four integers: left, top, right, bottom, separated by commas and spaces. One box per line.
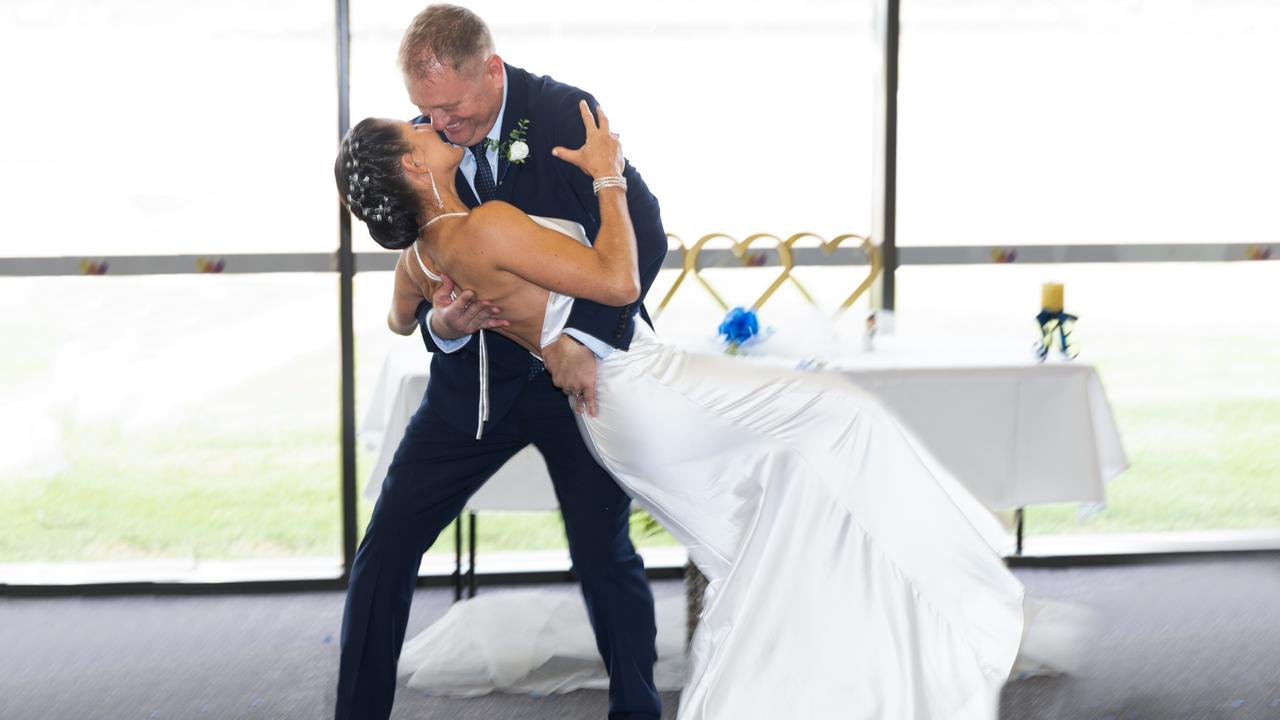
484, 117, 531, 164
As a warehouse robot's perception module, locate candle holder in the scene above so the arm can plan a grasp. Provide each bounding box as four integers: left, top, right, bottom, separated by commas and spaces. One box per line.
1035, 282, 1077, 361
1035, 309, 1079, 361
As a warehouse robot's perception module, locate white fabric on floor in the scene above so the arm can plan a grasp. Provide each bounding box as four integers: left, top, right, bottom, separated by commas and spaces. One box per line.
399, 589, 688, 696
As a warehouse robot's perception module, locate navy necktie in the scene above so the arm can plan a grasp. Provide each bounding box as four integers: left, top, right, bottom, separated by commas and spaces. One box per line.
469, 143, 497, 203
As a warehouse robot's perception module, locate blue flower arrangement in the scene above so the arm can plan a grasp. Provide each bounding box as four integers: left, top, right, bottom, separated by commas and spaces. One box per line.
718, 306, 760, 354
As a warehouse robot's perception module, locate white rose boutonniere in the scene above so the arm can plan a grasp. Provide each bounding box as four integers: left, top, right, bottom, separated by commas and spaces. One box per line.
485, 117, 531, 165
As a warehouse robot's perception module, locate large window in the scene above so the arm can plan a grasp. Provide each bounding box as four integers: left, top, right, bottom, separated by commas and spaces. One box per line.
3, 0, 1274, 589
0, 276, 341, 580
349, 1, 877, 251
349, 1, 880, 561
894, 261, 1280, 539
896, 0, 1280, 543
898, 0, 1280, 248
0, 0, 337, 257
0, 0, 341, 584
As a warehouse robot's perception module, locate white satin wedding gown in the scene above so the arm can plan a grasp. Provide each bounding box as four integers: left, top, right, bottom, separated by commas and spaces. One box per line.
399, 217, 1054, 719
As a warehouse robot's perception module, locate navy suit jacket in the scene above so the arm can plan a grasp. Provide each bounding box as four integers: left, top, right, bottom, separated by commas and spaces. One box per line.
413, 64, 667, 438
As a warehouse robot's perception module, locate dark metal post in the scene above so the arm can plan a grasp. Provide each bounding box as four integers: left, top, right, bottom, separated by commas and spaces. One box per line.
873, 0, 901, 311
336, 0, 358, 580
1014, 508, 1025, 555
468, 511, 478, 598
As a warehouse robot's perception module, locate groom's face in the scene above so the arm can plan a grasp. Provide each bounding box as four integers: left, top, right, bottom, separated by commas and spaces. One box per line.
406, 55, 504, 148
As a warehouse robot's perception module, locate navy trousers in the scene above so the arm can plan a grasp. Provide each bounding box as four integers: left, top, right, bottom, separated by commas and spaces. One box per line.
334, 370, 660, 720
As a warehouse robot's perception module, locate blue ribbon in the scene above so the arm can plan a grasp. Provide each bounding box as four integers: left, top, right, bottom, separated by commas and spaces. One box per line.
1036, 309, 1078, 326
1036, 309, 1078, 359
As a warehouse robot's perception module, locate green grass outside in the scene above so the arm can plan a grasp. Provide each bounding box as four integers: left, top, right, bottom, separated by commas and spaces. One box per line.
1029, 395, 1280, 534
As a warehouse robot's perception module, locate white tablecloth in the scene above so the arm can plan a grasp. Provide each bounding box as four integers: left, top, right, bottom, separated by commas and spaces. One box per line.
361, 341, 1127, 513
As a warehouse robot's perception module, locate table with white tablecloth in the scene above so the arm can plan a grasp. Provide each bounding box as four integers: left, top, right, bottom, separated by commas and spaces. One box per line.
361, 337, 1128, 568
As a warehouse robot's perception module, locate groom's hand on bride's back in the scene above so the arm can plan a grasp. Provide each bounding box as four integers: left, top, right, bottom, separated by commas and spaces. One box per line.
428, 274, 508, 340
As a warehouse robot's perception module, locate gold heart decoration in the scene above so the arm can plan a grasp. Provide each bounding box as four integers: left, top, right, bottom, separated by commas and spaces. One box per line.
652, 234, 690, 319
822, 233, 881, 315
778, 233, 824, 307
685, 232, 796, 313
779, 232, 881, 316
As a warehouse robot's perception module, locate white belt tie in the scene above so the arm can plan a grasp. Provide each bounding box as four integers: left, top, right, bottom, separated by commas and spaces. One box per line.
413, 239, 489, 439
475, 329, 489, 439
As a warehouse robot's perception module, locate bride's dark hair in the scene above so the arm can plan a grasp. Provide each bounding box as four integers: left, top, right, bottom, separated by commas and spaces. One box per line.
335, 119, 423, 250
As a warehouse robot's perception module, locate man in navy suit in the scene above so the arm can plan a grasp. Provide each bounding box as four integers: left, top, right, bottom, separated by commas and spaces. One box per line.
334, 5, 667, 720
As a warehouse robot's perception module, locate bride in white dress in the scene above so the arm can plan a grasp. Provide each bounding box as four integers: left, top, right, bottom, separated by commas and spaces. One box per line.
338, 103, 1077, 719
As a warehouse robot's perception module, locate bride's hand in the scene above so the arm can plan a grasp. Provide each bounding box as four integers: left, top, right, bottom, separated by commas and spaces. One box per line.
551, 100, 624, 180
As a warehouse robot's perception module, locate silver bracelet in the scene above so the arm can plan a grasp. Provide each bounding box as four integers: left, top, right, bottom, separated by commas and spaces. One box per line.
592, 175, 627, 194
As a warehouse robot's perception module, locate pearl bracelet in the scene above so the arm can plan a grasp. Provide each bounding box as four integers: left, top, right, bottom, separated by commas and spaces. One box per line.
592, 175, 628, 194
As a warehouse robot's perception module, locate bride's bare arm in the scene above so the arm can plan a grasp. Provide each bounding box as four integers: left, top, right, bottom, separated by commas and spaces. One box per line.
388, 249, 430, 335
468, 101, 639, 306
390, 246, 506, 339
468, 201, 638, 305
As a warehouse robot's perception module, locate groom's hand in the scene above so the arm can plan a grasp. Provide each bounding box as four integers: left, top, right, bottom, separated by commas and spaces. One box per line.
429, 275, 508, 340
543, 335, 599, 417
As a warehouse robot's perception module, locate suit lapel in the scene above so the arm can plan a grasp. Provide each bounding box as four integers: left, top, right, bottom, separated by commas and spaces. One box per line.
495, 64, 529, 203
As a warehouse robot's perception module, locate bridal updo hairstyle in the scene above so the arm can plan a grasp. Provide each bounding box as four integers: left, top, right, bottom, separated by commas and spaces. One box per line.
335, 119, 421, 250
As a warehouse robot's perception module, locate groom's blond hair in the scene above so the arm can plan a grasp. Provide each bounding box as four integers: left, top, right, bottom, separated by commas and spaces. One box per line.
398, 4, 494, 80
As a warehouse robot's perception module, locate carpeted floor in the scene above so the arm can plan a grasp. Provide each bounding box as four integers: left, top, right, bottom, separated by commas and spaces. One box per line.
2, 557, 1279, 719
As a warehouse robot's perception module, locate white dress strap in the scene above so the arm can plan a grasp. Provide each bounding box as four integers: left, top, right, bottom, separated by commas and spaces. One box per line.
411, 241, 443, 283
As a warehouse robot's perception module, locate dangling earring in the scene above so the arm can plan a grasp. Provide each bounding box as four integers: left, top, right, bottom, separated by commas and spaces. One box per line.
427, 169, 443, 209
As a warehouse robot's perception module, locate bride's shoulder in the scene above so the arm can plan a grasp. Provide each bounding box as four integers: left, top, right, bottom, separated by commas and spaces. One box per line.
465, 205, 581, 246
464, 202, 536, 244
470, 201, 521, 223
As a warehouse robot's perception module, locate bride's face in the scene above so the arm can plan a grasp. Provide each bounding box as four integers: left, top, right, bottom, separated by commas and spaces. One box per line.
398, 120, 466, 175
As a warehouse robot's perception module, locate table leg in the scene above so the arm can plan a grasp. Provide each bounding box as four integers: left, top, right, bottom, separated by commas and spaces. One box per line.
453, 516, 462, 602
1014, 507, 1025, 555
468, 510, 478, 598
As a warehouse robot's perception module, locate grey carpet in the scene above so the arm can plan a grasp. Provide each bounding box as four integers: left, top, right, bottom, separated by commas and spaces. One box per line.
2, 558, 1279, 719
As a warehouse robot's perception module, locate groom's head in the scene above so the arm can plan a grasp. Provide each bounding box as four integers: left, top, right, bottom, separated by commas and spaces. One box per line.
399, 4, 505, 148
